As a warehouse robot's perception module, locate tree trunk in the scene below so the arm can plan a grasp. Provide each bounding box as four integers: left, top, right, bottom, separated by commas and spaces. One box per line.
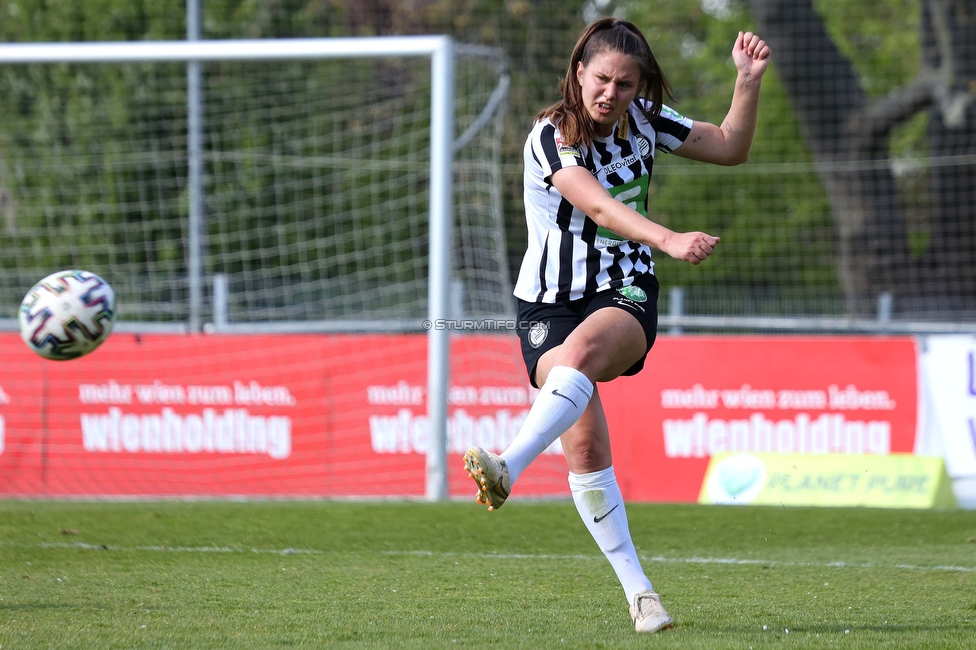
918, 0, 976, 316
749, 0, 918, 317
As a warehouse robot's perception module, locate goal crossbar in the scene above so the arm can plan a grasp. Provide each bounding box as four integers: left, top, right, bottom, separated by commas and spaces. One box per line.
0, 36, 453, 63
0, 36, 455, 502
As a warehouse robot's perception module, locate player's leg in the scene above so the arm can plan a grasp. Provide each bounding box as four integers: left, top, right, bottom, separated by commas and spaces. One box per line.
463, 306, 647, 509
561, 389, 673, 633
464, 299, 579, 509
558, 277, 672, 632
502, 307, 646, 479
462, 348, 595, 509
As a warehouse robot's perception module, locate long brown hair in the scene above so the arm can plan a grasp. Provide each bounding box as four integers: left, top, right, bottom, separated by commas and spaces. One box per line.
537, 18, 674, 147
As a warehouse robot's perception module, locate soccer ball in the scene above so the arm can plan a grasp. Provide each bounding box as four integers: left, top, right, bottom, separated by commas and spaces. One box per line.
18, 269, 116, 361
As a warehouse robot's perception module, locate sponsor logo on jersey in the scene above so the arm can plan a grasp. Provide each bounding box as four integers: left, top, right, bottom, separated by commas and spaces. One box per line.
595, 175, 650, 246
616, 112, 630, 140
555, 135, 581, 159
601, 154, 640, 175
559, 145, 581, 159
660, 105, 685, 122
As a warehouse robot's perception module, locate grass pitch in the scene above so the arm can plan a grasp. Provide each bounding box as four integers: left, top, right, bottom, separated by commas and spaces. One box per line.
1, 500, 974, 649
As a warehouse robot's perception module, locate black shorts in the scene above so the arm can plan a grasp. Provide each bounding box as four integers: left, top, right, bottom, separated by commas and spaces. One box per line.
515, 273, 660, 387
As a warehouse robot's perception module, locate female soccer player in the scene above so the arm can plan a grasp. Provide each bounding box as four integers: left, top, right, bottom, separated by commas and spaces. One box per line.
463, 18, 770, 633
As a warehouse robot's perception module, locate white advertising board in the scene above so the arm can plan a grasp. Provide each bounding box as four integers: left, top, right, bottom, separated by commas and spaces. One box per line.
917, 335, 976, 507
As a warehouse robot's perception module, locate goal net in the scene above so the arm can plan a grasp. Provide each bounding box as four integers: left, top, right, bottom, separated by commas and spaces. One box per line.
0, 39, 512, 327
0, 38, 573, 501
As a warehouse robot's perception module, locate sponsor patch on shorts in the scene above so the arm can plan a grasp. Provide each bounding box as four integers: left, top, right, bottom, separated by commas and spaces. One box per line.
617, 285, 648, 302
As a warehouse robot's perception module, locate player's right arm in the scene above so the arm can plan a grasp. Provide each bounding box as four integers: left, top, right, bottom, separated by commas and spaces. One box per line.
550, 165, 719, 265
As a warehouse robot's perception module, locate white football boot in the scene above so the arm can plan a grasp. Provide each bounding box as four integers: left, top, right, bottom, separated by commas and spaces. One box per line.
630, 590, 674, 633
463, 447, 511, 511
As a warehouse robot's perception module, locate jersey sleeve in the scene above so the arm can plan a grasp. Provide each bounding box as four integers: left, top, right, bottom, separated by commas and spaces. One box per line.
529, 121, 586, 186
651, 105, 693, 154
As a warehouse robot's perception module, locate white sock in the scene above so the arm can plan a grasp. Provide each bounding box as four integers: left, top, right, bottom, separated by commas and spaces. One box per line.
569, 466, 653, 604
501, 365, 593, 483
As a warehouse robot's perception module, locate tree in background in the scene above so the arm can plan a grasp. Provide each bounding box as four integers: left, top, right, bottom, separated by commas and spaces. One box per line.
2, 0, 972, 320
622, 0, 838, 315
748, 0, 976, 317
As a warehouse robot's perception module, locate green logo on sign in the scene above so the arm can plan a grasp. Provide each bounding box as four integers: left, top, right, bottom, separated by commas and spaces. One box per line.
617, 285, 647, 302
719, 463, 761, 498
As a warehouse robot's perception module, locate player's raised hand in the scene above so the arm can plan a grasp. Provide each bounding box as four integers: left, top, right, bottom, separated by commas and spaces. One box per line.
732, 31, 770, 79
663, 231, 720, 265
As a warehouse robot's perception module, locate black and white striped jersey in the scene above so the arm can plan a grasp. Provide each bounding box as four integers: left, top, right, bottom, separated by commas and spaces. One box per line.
514, 100, 692, 303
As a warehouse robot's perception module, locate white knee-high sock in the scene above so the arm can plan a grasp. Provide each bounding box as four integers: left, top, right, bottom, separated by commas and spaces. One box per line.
501, 365, 593, 484
569, 466, 653, 604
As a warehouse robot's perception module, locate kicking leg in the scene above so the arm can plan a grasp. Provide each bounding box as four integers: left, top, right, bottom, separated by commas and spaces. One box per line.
462, 363, 592, 510
464, 308, 644, 509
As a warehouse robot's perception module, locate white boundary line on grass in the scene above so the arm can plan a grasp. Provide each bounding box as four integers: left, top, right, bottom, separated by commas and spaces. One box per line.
383, 549, 976, 573
21, 541, 975, 573
34, 542, 322, 555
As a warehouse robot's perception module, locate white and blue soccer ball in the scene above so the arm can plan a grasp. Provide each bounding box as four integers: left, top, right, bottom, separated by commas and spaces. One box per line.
18, 269, 116, 361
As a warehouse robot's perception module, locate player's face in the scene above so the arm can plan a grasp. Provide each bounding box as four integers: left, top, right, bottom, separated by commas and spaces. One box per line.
576, 50, 641, 137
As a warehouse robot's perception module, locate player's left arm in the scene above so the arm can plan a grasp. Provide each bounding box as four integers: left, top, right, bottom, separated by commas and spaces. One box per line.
673, 31, 770, 166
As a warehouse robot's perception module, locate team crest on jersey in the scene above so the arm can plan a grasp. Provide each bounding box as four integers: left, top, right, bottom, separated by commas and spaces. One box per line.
617, 285, 648, 302
528, 321, 550, 348
635, 135, 652, 161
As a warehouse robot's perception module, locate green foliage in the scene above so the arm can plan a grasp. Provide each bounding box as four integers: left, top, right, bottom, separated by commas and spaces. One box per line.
1, 500, 974, 648
1, 1, 186, 310
0, 0, 184, 42
0, 2, 451, 318
0, 0, 938, 318
814, 0, 920, 99
815, 0, 933, 266
0, 60, 188, 276
815, 0, 930, 190
626, 0, 837, 299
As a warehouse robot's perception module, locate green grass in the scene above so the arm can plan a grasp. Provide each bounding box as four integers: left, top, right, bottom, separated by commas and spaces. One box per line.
1, 500, 974, 649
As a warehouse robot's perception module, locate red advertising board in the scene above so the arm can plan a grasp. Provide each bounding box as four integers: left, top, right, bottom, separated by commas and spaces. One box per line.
0, 332, 566, 498
0, 333, 917, 501
601, 336, 919, 502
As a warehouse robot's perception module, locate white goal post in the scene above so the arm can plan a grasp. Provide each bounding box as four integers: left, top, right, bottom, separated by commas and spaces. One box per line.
0, 36, 460, 501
